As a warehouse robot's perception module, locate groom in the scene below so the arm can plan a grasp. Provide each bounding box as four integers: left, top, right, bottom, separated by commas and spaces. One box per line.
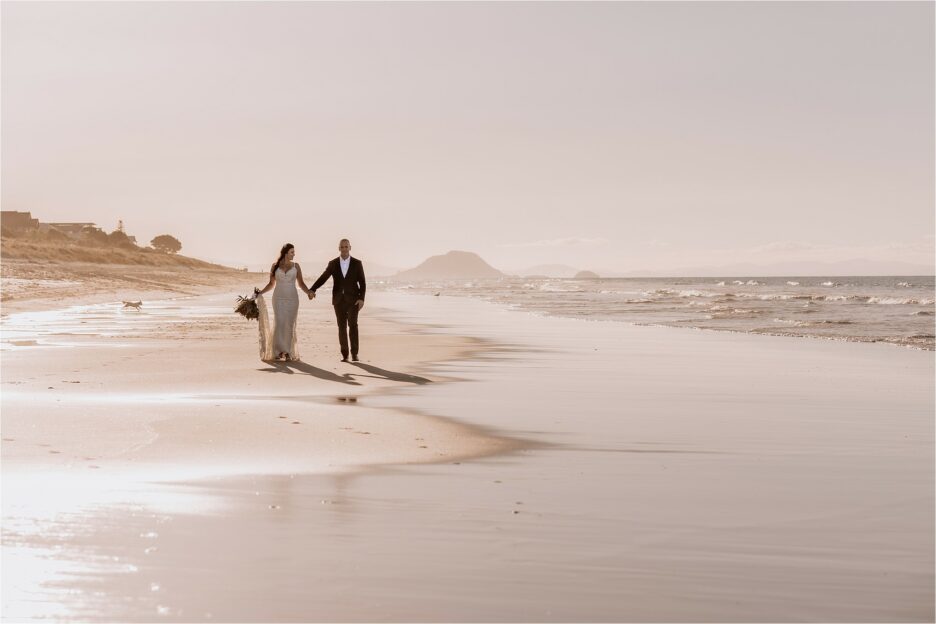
309, 238, 366, 362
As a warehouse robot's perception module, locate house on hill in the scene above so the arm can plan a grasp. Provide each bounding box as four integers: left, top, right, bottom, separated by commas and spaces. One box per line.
41, 222, 103, 239
1, 211, 39, 232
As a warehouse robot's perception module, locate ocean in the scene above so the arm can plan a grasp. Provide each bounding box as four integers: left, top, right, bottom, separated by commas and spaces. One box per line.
378, 276, 936, 350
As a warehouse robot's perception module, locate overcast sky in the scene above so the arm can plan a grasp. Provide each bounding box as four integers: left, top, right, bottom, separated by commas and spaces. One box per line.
2, 1, 933, 273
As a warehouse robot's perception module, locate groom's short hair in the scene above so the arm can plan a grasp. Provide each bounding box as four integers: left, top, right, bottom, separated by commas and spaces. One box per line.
340, 238, 350, 245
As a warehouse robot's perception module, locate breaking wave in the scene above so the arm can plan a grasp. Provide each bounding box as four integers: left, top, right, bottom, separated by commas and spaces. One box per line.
867, 296, 935, 305
773, 319, 856, 327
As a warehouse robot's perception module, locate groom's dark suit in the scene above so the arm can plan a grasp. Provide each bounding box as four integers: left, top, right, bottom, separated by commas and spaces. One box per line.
310, 256, 366, 359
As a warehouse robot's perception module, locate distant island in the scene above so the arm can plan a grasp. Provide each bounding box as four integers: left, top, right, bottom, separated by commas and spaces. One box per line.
573, 270, 600, 279
392, 250, 503, 281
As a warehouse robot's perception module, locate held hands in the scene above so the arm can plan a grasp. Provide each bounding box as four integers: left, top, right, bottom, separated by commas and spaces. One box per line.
300, 290, 357, 307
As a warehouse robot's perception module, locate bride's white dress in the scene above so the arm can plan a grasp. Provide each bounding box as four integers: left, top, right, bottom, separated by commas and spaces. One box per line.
256, 265, 300, 361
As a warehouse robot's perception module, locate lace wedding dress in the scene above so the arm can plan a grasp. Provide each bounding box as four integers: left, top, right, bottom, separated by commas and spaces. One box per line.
256, 265, 300, 361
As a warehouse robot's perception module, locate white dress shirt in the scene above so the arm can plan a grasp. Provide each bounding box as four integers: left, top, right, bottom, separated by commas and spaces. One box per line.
339, 256, 350, 278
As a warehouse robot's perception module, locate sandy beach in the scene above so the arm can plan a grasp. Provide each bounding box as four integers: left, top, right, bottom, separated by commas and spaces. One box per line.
1, 273, 933, 622
4, 1, 933, 620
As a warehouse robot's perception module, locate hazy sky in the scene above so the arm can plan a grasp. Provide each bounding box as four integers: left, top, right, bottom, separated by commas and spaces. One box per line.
2, 1, 933, 273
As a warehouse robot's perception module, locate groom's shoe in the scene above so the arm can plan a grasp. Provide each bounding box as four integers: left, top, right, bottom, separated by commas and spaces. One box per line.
341, 354, 349, 362
352, 354, 360, 362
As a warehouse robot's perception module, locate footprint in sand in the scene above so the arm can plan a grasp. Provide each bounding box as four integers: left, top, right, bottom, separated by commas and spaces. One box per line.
291, 421, 301, 425
48, 450, 60, 454
2, 438, 14, 442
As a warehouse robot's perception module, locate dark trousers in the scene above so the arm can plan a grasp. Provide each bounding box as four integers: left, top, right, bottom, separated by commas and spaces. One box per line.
333, 299, 360, 357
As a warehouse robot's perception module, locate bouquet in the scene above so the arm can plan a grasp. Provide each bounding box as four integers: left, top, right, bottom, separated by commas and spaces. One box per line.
235, 288, 261, 321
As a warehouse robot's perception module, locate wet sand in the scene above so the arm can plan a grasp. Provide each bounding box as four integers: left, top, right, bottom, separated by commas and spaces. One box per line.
1, 291, 520, 478
2, 288, 933, 622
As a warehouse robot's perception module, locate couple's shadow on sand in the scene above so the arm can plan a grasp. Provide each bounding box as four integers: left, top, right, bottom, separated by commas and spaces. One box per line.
259, 360, 430, 386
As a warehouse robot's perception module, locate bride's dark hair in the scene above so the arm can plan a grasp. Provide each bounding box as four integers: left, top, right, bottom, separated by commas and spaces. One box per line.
271, 243, 295, 275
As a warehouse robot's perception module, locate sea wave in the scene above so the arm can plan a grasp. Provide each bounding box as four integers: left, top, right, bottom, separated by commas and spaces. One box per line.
709, 307, 762, 318
866, 297, 935, 305
734, 293, 825, 301
381, 276, 934, 351
648, 288, 715, 298
538, 283, 585, 292
773, 318, 855, 327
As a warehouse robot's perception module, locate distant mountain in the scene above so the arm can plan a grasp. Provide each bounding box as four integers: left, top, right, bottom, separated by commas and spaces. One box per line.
392, 250, 504, 281
513, 264, 580, 278
573, 270, 600, 279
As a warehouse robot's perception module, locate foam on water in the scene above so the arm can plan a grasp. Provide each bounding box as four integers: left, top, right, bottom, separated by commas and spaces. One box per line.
382, 275, 935, 350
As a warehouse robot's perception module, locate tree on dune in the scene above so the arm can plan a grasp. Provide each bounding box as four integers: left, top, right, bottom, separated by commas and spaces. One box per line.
151, 234, 182, 254
80, 225, 109, 246
108, 229, 136, 249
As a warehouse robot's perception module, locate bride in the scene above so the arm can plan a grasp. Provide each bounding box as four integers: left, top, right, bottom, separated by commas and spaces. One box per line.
255, 243, 313, 361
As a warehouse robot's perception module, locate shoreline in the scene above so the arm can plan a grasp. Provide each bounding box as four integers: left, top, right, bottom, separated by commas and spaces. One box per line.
375, 274, 936, 352
4, 263, 933, 351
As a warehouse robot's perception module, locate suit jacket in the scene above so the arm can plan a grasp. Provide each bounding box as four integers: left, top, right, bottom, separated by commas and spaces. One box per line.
311, 257, 366, 306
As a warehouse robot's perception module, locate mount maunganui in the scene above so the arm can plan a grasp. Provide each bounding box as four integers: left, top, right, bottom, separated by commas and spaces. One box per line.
392, 250, 504, 280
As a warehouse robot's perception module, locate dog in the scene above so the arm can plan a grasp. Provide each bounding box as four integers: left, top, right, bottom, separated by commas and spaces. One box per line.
122, 300, 143, 310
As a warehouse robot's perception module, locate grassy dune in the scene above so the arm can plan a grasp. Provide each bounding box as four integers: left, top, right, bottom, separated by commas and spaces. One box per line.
0, 235, 227, 268
1, 234, 256, 307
